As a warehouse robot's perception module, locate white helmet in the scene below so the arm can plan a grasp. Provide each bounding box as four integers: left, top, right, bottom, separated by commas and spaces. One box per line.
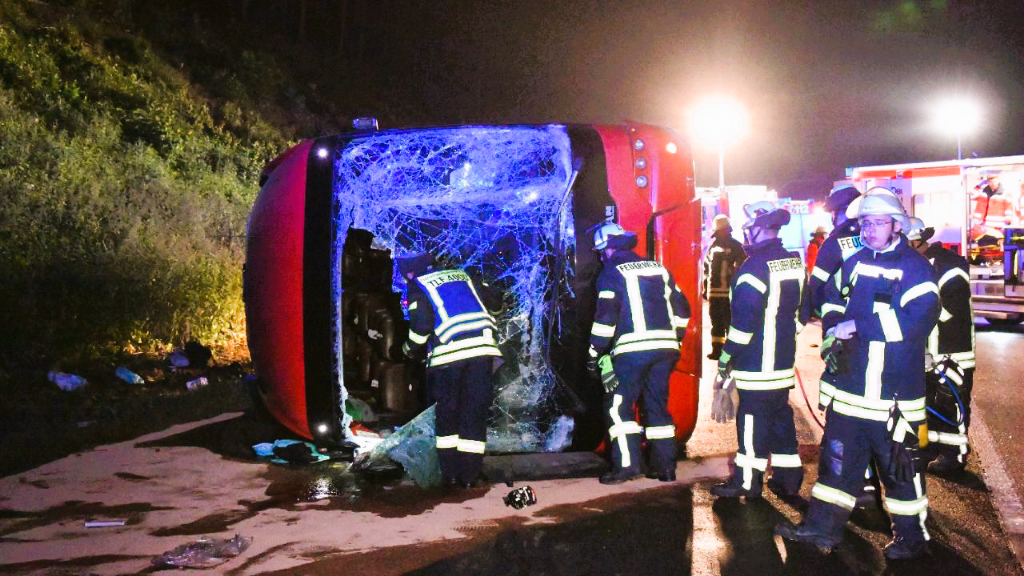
593, 222, 637, 250
849, 188, 909, 229
713, 214, 731, 232
905, 216, 935, 242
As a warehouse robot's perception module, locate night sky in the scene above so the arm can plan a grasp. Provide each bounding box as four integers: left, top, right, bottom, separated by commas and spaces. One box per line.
358, 0, 1024, 198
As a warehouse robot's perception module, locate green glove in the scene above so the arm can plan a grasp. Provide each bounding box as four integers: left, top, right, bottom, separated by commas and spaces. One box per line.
821, 333, 848, 374
598, 355, 618, 394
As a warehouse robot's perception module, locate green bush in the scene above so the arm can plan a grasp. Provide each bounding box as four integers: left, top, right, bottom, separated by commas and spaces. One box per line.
0, 0, 300, 366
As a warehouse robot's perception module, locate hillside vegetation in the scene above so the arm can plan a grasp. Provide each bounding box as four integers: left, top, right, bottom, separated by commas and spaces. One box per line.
0, 0, 354, 368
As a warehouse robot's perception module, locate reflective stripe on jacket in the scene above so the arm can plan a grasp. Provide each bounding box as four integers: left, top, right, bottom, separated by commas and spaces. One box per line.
820, 237, 939, 422
924, 243, 975, 369
722, 238, 807, 390
403, 268, 501, 367
589, 250, 690, 359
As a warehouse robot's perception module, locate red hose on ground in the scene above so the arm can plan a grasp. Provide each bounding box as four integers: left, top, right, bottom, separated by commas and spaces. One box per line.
794, 368, 825, 430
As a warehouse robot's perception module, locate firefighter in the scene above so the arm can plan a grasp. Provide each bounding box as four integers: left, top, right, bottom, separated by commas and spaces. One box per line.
775, 193, 940, 560
806, 226, 827, 278
588, 223, 691, 484
397, 253, 502, 489
710, 201, 807, 499
703, 214, 746, 360
906, 217, 975, 474
970, 174, 1013, 239
807, 186, 863, 317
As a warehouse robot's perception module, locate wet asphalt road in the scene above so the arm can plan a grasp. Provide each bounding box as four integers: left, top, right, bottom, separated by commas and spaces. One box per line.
2, 312, 1024, 575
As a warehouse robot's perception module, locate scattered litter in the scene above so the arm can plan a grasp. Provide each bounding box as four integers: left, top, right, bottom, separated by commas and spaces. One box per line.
370, 379, 379, 388
114, 366, 145, 385
152, 534, 252, 569
503, 486, 537, 509
185, 377, 208, 391
352, 405, 441, 487
345, 396, 377, 422
77, 421, 96, 428
48, 371, 87, 391
367, 329, 383, 340
184, 340, 213, 368
168, 350, 190, 369
252, 439, 330, 465
85, 519, 126, 528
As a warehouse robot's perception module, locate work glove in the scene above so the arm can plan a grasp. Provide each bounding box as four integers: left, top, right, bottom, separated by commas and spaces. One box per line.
711, 364, 738, 424
821, 332, 850, 375
886, 401, 924, 483
598, 355, 618, 394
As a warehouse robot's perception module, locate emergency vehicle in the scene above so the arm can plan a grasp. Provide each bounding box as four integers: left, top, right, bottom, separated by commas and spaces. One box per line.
838, 155, 1024, 325
244, 121, 703, 453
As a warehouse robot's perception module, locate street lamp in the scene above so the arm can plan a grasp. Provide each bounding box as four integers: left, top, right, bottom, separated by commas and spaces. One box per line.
931, 97, 982, 161
687, 96, 749, 190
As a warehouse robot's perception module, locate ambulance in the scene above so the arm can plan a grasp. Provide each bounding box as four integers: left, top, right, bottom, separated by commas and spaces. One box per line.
838, 155, 1024, 325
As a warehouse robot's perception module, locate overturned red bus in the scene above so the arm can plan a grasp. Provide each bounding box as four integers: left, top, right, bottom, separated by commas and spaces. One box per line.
243, 121, 702, 456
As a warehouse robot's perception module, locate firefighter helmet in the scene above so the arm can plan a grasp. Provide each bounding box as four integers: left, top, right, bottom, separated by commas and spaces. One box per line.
905, 217, 935, 242
593, 222, 637, 251
823, 186, 861, 213
742, 201, 791, 230
713, 214, 731, 232
849, 189, 908, 228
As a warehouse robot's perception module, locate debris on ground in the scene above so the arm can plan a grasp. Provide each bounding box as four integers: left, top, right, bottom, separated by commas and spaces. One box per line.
85, 519, 126, 528
185, 377, 208, 391
168, 350, 190, 369
252, 439, 330, 465
353, 405, 441, 487
48, 371, 88, 391
151, 534, 252, 569
503, 486, 538, 509
345, 396, 377, 422
114, 366, 145, 385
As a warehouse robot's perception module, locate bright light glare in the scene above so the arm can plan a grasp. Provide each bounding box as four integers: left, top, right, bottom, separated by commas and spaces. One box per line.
931, 97, 982, 136
687, 96, 749, 149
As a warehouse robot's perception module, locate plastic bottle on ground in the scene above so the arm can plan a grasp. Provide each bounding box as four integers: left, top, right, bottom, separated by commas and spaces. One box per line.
186, 377, 209, 391
115, 366, 145, 385
48, 371, 88, 391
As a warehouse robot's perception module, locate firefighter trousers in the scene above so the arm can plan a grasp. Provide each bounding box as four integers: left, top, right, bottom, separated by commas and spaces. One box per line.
730, 388, 803, 494
430, 357, 493, 484
708, 297, 731, 355
805, 411, 929, 544
926, 367, 974, 465
606, 350, 679, 474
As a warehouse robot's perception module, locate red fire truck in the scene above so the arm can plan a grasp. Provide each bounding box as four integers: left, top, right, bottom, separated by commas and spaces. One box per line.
244, 121, 703, 454
839, 155, 1024, 325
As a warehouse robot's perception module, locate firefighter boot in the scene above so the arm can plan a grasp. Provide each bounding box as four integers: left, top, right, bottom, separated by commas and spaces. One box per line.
646, 468, 677, 482
707, 342, 723, 361
774, 522, 841, 554
883, 536, 928, 560
927, 453, 966, 474
600, 468, 643, 485
710, 480, 761, 499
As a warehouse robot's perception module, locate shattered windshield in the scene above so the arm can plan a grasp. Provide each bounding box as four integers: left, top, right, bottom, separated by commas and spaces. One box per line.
331, 125, 578, 452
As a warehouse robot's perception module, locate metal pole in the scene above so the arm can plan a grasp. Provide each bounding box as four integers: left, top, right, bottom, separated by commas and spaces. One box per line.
957, 130, 962, 161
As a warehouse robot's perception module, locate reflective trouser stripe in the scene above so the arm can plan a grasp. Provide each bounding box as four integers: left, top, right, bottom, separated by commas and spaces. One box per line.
736, 414, 769, 490
457, 439, 486, 454
608, 394, 642, 469
436, 434, 459, 449
890, 473, 929, 540
928, 430, 968, 446
811, 483, 857, 510
645, 425, 676, 440
771, 453, 802, 468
